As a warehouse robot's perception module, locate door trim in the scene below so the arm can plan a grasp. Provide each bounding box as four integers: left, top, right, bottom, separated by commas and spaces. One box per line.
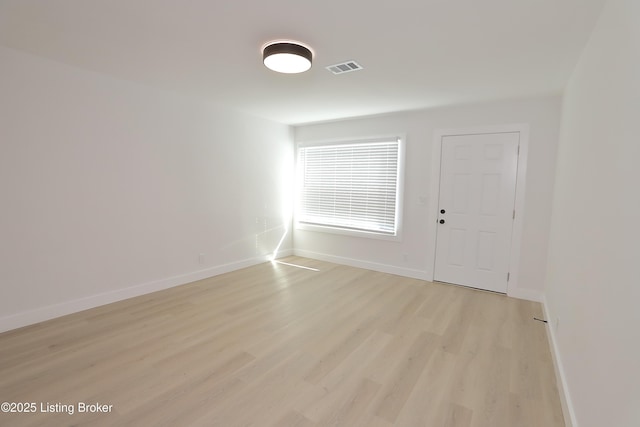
425, 124, 529, 297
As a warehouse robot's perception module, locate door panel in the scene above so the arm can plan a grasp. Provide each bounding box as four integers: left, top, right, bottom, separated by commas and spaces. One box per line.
434, 132, 519, 293
447, 228, 467, 266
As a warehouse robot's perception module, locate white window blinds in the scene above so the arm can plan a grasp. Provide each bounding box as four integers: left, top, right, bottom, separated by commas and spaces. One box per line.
297, 139, 400, 235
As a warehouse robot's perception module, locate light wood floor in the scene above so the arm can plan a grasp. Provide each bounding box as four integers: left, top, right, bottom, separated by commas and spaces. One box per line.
0, 257, 564, 427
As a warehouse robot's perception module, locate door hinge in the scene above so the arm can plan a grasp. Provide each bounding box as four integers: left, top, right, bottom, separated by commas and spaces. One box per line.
507, 272, 510, 281
513, 209, 516, 219
517, 145, 520, 155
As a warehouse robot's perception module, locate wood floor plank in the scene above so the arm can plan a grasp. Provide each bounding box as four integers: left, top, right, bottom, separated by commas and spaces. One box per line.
318, 378, 381, 426
0, 256, 565, 426
444, 403, 474, 427
393, 348, 458, 426
372, 331, 440, 423
271, 410, 316, 427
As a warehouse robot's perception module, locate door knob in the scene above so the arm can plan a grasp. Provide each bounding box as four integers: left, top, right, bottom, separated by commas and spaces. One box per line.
439, 219, 445, 224
440, 209, 446, 214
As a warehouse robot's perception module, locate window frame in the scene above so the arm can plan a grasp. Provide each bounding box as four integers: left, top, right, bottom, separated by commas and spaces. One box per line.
294, 135, 405, 241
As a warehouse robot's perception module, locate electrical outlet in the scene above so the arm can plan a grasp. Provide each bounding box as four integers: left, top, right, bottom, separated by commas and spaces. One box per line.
403, 253, 409, 262
198, 253, 205, 265
555, 316, 560, 332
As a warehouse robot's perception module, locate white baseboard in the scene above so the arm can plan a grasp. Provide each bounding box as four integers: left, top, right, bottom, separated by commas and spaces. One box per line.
0, 253, 286, 334
273, 249, 294, 259
542, 296, 577, 427
293, 249, 430, 281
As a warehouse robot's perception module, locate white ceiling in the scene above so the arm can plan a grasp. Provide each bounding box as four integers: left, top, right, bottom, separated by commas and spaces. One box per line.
0, 0, 606, 124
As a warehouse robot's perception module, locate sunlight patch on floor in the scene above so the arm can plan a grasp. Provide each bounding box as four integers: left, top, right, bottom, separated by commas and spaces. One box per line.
271, 260, 320, 272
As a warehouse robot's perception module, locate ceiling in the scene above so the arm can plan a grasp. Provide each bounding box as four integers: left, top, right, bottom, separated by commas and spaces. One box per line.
0, 0, 606, 125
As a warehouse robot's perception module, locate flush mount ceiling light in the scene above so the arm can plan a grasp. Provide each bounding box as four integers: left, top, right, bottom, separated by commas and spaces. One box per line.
263, 41, 313, 74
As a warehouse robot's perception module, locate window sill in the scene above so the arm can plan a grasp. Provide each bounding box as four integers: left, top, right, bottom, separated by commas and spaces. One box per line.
295, 222, 402, 241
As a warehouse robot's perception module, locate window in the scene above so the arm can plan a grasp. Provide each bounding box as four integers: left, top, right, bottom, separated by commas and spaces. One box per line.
296, 138, 402, 237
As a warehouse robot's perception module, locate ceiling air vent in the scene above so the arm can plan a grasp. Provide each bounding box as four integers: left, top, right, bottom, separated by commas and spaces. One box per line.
326, 61, 363, 75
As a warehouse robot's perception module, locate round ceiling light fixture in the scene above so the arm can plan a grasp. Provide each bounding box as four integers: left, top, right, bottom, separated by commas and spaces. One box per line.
262, 41, 313, 74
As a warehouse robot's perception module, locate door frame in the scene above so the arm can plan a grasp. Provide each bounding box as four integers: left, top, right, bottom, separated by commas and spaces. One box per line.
425, 124, 529, 298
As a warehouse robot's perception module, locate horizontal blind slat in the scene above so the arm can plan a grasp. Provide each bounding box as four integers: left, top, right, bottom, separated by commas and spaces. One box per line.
298, 140, 399, 235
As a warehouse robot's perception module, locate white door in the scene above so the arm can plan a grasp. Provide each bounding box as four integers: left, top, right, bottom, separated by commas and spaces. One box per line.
434, 132, 519, 293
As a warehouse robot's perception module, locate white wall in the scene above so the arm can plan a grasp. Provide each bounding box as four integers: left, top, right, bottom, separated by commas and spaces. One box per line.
0, 46, 293, 332
294, 96, 561, 300
544, 0, 640, 426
